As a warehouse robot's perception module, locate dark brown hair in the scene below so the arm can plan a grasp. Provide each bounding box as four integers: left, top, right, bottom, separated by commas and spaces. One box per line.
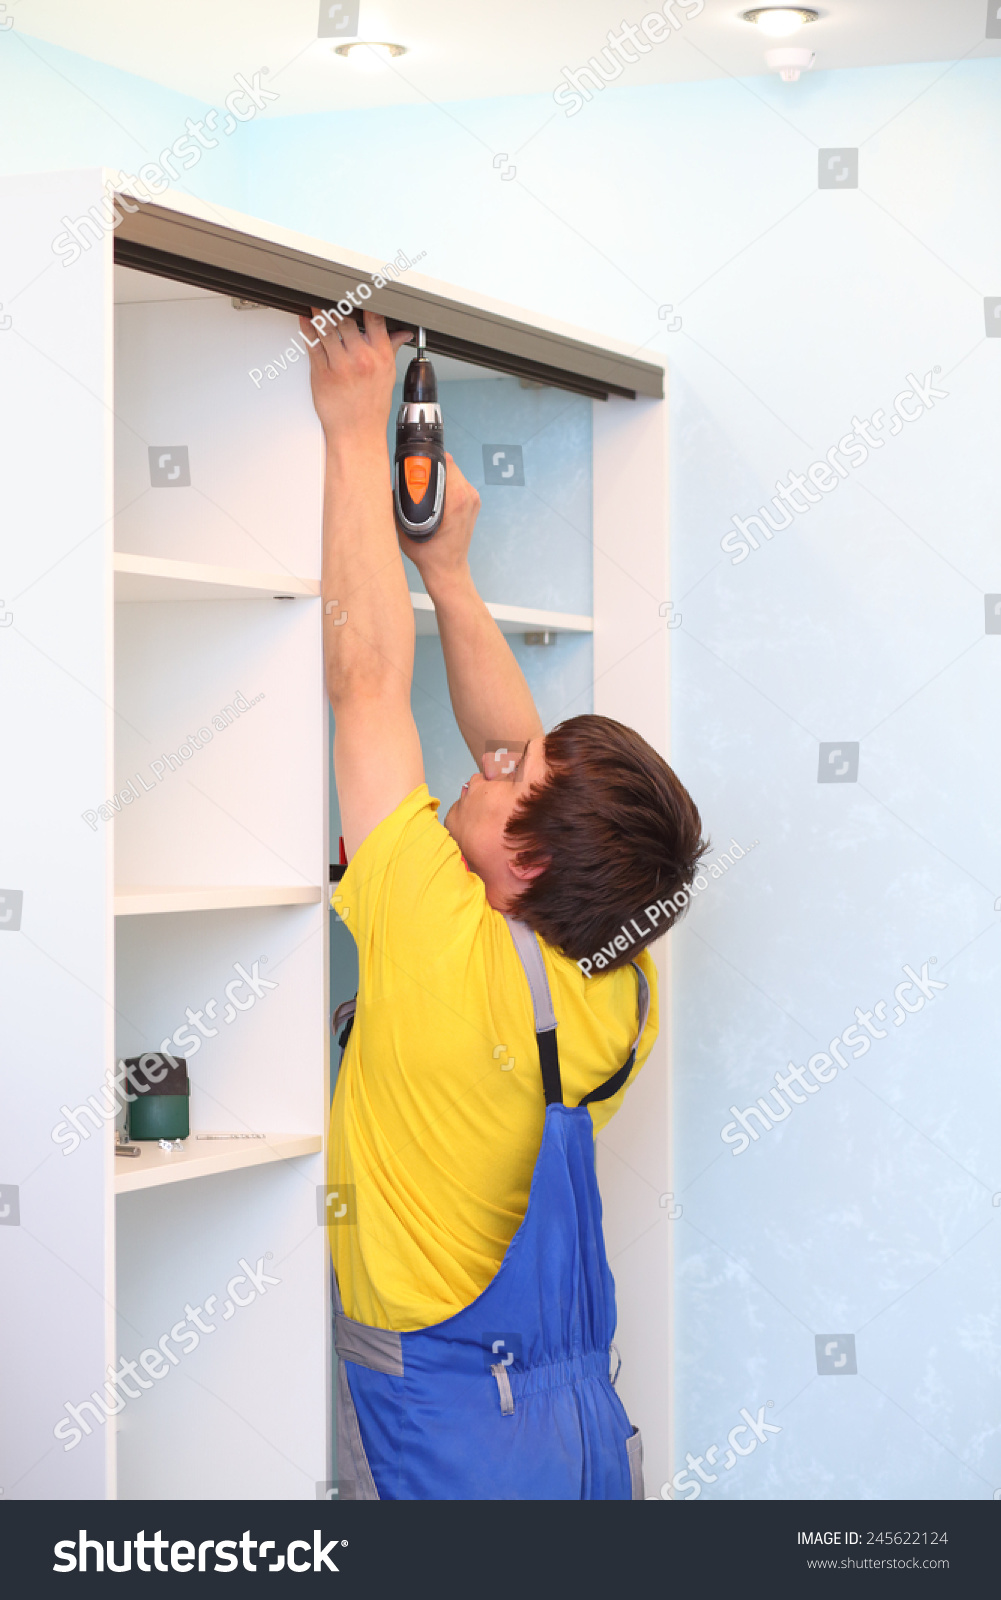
505, 715, 707, 970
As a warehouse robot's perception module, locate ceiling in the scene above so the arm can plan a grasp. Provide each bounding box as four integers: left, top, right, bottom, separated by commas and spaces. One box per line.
9, 0, 1000, 116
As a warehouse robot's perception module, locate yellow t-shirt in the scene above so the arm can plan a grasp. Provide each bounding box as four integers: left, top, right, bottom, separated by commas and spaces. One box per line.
328, 783, 659, 1332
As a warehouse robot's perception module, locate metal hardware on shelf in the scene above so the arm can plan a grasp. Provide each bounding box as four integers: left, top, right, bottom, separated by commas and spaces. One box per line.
524, 631, 556, 646
195, 1133, 266, 1140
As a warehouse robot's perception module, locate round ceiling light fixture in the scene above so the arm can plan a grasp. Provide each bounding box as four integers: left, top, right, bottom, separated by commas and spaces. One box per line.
741, 7, 819, 36
333, 41, 408, 72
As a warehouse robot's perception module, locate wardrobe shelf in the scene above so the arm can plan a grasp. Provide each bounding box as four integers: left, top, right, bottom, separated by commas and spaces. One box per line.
112, 554, 593, 635
114, 886, 323, 916
410, 593, 593, 637
114, 551, 320, 602
115, 1132, 322, 1194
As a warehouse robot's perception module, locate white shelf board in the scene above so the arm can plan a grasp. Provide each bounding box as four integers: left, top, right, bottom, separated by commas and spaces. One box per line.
114, 551, 320, 602
115, 1132, 322, 1194
114, 886, 323, 916
411, 593, 592, 637
112, 554, 591, 635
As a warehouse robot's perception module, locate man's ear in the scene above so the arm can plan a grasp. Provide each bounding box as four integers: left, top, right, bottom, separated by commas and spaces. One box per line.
508, 855, 548, 884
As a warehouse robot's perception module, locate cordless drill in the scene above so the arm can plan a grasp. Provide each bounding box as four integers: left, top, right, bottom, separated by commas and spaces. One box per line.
393, 328, 445, 541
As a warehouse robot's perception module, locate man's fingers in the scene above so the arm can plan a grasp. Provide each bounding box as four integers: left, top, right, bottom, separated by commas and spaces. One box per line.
363, 311, 413, 363
299, 314, 330, 368
303, 303, 408, 404
336, 312, 364, 351
305, 306, 346, 364
443, 455, 476, 503
360, 309, 388, 349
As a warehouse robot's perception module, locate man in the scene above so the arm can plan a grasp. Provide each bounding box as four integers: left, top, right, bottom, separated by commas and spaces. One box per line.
302, 306, 704, 1501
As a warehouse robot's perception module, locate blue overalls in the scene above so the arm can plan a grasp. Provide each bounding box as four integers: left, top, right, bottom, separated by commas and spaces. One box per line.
331, 914, 651, 1501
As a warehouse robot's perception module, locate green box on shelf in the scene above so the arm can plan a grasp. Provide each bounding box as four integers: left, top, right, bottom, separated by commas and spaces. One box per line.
124, 1053, 190, 1141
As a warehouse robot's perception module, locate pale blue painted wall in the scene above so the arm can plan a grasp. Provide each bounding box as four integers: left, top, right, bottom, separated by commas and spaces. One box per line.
0, 31, 244, 204
5, 33, 999, 1498
247, 60, 1001, 1502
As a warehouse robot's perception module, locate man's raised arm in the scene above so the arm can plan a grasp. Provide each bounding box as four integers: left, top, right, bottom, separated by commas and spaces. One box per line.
399, 453, 545, 773
301, 309, 424, 859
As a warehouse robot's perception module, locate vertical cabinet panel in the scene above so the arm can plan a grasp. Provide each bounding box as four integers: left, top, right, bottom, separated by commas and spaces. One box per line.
592, 392, 672, 1498
0, 170, 116, 1500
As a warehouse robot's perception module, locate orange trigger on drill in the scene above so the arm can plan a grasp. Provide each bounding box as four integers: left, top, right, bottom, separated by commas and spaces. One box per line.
404, 457, 432, 499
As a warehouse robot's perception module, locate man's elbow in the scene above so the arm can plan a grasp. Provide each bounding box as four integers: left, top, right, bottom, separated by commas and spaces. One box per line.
326, 663, 407, 715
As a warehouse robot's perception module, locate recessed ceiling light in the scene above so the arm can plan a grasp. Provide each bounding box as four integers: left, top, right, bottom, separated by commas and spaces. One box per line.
333, 41, 408, 72
741, 8, 819, 37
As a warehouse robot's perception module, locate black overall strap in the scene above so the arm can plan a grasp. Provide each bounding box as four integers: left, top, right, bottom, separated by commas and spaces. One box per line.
579, 963, 651, 1108
504, 916, 563, 1105
333, 996, 357, 1052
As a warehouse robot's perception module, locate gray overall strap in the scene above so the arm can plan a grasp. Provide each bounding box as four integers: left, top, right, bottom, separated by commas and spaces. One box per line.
330, 1264, 402, 1500
504, 916, 651, 1110
504, 915, 563, 1105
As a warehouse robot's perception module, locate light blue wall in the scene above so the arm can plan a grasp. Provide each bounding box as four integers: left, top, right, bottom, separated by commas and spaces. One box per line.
0, 31, 244, 206
254, 61, 1001, 1501
8, 34, 999, 1498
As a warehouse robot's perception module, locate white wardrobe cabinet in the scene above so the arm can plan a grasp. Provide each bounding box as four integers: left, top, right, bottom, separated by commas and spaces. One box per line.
1, 169, 670, 1499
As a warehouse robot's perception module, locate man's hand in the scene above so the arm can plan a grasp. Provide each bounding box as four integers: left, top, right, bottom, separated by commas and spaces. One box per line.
398, 453, 481, 594
298, 308, 412, 448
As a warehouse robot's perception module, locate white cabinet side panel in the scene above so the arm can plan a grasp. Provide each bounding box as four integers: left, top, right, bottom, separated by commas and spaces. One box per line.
591, 389, 672, 1499
0, 169, 115, 1498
